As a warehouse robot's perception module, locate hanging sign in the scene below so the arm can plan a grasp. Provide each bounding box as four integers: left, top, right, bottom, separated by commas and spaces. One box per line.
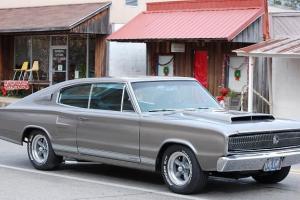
171, 43, 185, 53
3, 80, 30, 91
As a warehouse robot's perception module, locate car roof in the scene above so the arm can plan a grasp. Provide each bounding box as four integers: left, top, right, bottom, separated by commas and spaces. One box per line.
63, 76, 196, 84
7, 76, 197, 108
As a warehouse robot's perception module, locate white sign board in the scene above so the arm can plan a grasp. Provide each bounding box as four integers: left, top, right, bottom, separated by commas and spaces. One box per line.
171, 43, 185, 53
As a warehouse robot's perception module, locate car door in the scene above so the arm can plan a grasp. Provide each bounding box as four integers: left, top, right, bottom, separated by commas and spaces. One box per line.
76, 82, 140, 163
55, 84, 91, 154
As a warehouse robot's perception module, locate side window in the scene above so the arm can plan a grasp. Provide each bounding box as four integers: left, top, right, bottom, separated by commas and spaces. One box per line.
90, 83, 124, 111
59, 84, 91, 108
122, 89, 135, 112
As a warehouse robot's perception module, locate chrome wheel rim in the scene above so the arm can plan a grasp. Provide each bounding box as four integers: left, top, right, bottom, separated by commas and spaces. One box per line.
31, 135, 49, 164
167, 152, 192, 186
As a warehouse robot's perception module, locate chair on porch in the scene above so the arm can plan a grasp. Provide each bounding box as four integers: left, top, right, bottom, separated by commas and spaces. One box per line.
13, 61, 29, 80
24, 61, 39, 81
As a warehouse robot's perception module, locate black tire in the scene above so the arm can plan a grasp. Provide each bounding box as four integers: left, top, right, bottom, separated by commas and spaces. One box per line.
161, 145, 208, 194
252, 166, 291, 184
27, 130, 63, 170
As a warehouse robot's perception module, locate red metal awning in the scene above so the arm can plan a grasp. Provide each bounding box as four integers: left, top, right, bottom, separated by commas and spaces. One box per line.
108, 8, 264, 42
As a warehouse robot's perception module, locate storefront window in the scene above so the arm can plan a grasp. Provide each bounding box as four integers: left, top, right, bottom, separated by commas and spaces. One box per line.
69, 35, 87, 80
14, 36, 31, 68
13, 34, 95, 84
32, 36, 50, 80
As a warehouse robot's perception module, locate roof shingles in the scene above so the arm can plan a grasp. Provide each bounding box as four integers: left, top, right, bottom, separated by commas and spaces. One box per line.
0, 3, 110, 33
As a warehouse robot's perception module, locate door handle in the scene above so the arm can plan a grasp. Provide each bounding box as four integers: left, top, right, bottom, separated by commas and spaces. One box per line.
78, 117, 89, 121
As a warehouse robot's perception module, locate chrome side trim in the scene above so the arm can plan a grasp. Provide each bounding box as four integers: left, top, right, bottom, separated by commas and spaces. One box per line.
217, 148, 300, 172
78, 147, 140, 163
52, 144, 78, 154
140, 157, 156, 166
56, 151, 155, 172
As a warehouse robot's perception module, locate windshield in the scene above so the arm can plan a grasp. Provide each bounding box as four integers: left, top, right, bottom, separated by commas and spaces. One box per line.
131, 80, 221, 112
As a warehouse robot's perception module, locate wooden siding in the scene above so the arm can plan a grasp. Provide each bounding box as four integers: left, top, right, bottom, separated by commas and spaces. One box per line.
233, 17, 263, 43
147, 41, 249, 96
0, 36, 14, 81
253, 57, 270, 113
94, 35, 107, 77
71, 8, 110, 34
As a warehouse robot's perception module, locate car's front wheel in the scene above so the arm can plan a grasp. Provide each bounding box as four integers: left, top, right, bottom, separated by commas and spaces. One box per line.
161, 145, 208, 194
27, 130, 62, 170
252, 166, 291, 184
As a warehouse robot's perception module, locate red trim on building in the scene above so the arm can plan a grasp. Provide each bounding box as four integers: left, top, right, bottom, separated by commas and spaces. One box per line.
147, 0, 265, 12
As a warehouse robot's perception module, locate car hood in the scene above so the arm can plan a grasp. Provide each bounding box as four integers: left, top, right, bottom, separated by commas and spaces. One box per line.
143, 109, 300, 136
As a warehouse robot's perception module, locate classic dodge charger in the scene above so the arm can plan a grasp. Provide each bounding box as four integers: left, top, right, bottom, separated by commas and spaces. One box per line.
1, 77, 300, 194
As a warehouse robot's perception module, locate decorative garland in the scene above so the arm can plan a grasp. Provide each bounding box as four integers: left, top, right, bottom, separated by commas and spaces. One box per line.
158, 56, 174, 66
158, 56, 174, 76
230, 57, 248, 81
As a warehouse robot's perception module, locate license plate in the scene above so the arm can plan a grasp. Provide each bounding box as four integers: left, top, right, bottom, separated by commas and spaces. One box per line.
263, 157, 283, 172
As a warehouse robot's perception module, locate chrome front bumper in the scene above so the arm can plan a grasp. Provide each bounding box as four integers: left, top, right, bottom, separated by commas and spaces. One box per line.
217, 148, 300, 172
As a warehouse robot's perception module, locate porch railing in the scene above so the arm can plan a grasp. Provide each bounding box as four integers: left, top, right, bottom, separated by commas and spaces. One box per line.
240, 85, 272, 113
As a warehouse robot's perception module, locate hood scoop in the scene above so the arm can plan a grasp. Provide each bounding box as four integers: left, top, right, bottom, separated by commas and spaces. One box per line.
231, 114, 275, 122
180, 110, 275, 124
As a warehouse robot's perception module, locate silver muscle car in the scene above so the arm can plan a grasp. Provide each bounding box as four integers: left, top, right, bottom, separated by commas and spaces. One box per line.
1, 77, 300, 194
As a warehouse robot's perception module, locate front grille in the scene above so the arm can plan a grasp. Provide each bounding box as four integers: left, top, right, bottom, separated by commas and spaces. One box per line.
228, 130, 300, 152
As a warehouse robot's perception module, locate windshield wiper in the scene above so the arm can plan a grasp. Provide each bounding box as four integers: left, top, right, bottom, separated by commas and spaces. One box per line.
184, 107, 210, 111
197, 107, 210, 110
148, 109, 176, 112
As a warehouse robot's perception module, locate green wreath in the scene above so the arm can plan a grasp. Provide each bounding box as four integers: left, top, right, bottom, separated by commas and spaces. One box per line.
163, 66, 169, 76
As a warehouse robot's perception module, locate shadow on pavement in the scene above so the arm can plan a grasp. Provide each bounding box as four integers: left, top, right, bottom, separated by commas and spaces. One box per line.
53, 162, 288, 194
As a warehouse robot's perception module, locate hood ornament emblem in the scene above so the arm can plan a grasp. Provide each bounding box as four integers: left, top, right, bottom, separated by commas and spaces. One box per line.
273, 135, 280, 145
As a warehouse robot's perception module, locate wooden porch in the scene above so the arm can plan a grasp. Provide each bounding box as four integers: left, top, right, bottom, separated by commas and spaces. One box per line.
147, 41, 249, 96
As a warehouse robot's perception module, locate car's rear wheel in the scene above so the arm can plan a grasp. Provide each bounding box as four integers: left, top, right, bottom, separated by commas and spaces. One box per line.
161, 145, 208, 194
252, 166, 291, 184
27, 130, 62, 170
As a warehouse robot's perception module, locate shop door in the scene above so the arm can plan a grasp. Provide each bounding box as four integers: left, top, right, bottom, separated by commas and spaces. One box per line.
50, 46, 68, 84
194, 51, 208, 88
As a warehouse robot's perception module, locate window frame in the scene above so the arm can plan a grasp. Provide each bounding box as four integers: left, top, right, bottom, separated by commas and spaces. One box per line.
57, 83, 92, 109
89, 82, 125, 112
121, 85, 136, 112
57, 82, 138, 113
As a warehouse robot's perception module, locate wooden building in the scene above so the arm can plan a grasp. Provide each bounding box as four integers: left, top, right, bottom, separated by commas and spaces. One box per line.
0, 3, 110, 85
108, 0, 270, 96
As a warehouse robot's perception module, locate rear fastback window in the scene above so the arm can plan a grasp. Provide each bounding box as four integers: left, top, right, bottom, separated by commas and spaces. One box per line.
59, 84, 91, 108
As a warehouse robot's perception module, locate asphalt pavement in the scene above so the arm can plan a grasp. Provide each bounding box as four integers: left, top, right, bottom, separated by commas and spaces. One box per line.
0, 140, 300, 200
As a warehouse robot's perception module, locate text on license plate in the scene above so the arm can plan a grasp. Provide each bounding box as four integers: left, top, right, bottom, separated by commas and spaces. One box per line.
263, 157, 283, 172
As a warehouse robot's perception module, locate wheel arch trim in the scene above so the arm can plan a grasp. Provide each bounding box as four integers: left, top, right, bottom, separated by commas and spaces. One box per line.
22, 125, 53, 143
155, 139, 200, 171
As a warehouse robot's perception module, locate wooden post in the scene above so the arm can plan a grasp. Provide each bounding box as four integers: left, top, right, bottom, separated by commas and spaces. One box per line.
267, 57, 273, 114
94, 35, 107, 77
248, 56, 255, 113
